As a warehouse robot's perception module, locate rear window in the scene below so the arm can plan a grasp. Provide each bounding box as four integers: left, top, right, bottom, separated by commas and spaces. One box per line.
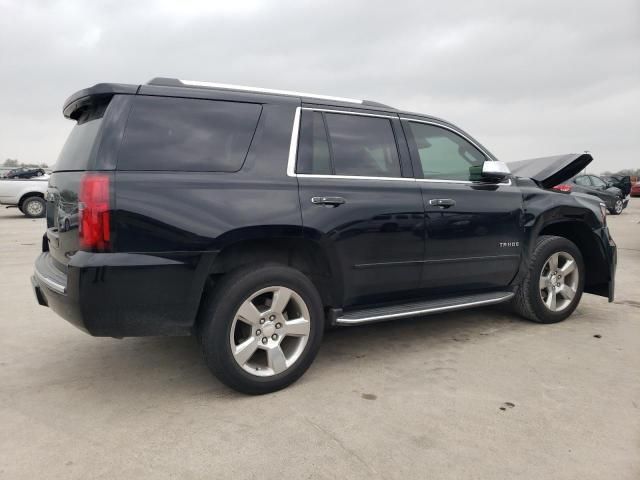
55, 103, 107, 171
117, 96, 262, 172
296, 110, 401, 178
324, 113, 401, 178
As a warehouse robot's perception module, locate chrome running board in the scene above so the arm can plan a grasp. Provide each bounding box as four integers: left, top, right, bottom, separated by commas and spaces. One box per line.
335, 292, 514, 326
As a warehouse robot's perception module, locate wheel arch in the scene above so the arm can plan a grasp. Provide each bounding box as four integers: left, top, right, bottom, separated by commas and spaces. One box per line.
536, 220, 610, 296
18, 191, 44, 209
205, 231, 344, 309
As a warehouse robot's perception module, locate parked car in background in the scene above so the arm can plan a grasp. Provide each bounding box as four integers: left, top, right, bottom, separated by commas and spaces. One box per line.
631, 181, 640, 197
5, 167, 46, 179
0, 176, 49, 217
602, 175, 632, 198
32, 79, 617, 394
555, 174, 626, 214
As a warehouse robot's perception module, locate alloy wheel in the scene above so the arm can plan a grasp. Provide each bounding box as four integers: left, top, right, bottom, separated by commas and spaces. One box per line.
229, 286, 311, 377
539, 251, 579, 312
614, 199, 623, 214
26, 200, 43, 217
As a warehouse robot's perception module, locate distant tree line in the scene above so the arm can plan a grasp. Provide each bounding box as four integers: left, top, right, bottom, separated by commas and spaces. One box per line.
601, 168, 640, 177
2, 158, 48, 168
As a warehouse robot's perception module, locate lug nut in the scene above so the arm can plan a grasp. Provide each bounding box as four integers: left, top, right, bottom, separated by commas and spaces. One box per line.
269, 315, 276, 321
275, 323, 282, 329
262, 337, 268, 344
271, 334, 278, 340
259, 318, 265, 324
256, 329, 261, 336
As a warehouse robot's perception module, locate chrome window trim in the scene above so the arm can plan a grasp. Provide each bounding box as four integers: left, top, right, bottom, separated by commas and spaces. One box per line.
400, 117, 493, 160
286, 108, 511, 186
179, 79, 364, 104
286, 107, 301, 177
401, 117, 511, 186
301, 107, 398, 119
287, 106, 406, 180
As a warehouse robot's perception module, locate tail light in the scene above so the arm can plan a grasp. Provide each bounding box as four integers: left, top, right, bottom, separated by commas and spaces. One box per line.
79, 174, 110, 251
553, 184, 572, 193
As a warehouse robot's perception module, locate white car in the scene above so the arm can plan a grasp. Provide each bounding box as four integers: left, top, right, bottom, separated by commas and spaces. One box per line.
0, 176, 49, 217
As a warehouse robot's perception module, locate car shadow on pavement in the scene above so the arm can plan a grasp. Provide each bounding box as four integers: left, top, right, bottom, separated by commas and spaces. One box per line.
1, 209, 47, 219
36, 305, 528, 399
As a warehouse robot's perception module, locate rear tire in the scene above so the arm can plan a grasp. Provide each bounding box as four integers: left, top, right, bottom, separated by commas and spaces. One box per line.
511, 235, 584, 323
21, 196, 45, 218
198, 264, 324, 394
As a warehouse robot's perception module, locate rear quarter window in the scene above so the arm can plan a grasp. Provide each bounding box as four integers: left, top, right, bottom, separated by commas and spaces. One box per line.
55, 103, 108, 171
117, 96, 262, 172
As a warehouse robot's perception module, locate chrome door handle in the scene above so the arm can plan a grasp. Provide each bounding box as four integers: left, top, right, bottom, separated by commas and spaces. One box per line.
428, 198, 456, 208
311, 196, 346, 206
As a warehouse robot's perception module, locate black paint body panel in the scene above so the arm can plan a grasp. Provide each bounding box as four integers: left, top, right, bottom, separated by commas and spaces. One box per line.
33, 82, 617, 337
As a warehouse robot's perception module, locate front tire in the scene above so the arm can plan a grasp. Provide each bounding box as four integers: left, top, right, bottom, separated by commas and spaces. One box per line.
609, 198, 623, 215
512, 235, 584, 323
199, 264, 324, 394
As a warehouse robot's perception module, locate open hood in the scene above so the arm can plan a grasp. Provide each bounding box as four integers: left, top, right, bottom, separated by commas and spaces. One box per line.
507, 153, 593, 189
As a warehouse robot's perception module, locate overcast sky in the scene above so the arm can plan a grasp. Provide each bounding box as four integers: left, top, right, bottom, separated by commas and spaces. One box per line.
1, 0, 638, 173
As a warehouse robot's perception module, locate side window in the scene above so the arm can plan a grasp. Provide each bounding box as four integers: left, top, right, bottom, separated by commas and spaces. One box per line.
408, 122, 485, 181
590, 176, 606, 187
324, 113, 401, 177
118, 96, 261, 171
296, 111, 332, 175
575, 176, 591, 186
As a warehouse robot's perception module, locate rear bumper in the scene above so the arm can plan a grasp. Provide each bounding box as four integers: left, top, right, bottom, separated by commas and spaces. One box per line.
32, 250, 213, 337
32, 253, 88, 332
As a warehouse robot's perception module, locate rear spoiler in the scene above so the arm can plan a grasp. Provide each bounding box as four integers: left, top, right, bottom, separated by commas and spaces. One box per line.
507, 153, 593, 189
63, 83, 139, 120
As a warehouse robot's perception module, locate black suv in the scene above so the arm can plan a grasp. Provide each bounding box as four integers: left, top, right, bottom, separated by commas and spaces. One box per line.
32, 79, 617, 394
602, 174, 632, 198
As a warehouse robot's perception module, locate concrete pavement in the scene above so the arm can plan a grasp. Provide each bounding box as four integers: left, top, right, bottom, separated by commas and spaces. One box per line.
1, 200, 639, 479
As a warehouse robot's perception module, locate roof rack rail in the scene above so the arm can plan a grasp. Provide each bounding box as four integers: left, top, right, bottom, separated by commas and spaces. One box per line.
147, 77, 393, 109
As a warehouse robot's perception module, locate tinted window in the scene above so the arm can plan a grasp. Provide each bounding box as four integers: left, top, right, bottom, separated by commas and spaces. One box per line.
323, 113, 401, 177
296, 110, 331, 175
118, 96, 261, 171
408, 122, 485, 181
574, 176, 591, 186
55, 103, 108, 171
590, 176, 606, 187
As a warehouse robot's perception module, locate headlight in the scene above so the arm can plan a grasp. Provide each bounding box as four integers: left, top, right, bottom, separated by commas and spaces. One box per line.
599, 202, 607, 225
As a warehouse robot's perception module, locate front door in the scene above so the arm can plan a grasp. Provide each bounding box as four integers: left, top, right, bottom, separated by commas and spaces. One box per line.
294, 108, 424, 306
402, 118, 524, 293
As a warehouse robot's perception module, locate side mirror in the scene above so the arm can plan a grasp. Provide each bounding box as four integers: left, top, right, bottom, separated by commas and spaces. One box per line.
481, 161, 510, 181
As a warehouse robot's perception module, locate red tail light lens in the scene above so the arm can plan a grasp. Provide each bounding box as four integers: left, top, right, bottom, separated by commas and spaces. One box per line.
79, 174, 110, 251
553, 184, 572, 193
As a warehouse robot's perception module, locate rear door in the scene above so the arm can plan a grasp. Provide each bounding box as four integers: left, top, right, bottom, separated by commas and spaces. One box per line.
294, 107, 424, 307
402, 118, 524, 292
